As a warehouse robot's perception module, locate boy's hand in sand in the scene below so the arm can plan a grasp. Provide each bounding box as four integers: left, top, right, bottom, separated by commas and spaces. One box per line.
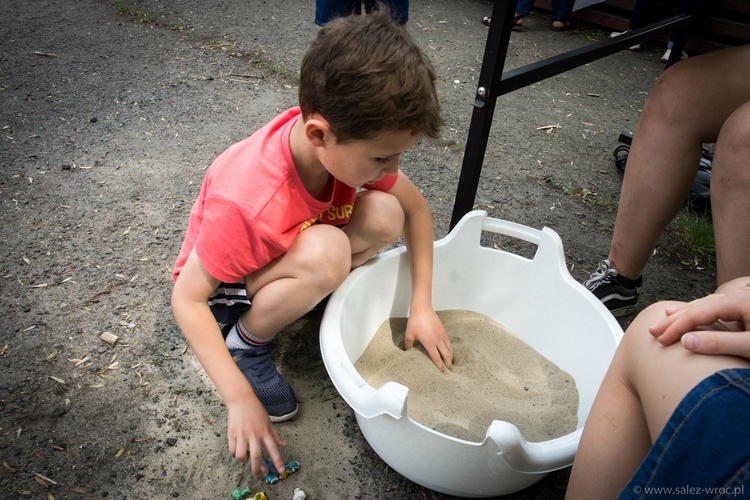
226, 396, 287, 479
404, 308, 453, 372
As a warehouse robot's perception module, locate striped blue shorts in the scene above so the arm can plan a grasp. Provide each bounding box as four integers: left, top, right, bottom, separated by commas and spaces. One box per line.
208, 281, 250, 327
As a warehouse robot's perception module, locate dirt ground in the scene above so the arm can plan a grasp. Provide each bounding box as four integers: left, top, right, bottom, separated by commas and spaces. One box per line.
0, 0, 718, 498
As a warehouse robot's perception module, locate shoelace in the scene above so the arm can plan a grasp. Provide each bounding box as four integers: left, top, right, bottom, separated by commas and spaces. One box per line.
247, 353, 278, 385
583, 260, 617, 290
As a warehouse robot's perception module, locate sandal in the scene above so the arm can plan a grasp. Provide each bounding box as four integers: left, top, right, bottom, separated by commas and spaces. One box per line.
481, 14, 524, 30
551, 19, 573, 31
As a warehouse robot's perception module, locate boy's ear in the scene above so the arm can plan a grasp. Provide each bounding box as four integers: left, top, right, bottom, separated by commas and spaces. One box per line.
304, 114, 332, 147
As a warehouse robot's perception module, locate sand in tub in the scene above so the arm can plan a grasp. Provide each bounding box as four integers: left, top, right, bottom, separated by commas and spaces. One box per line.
355, 310, 579, 443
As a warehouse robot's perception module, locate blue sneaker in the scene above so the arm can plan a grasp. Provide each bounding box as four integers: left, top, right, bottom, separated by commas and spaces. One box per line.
231, 344, 298, 422
583, 259, 642, 318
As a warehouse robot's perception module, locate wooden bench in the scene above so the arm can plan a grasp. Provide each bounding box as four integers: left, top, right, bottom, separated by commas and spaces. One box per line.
535, 0, 750, 53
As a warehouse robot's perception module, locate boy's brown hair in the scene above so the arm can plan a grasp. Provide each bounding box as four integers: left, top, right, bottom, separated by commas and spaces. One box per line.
299, 6, 443, 143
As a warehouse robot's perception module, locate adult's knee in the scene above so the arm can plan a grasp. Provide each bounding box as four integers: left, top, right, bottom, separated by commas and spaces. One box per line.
714, 102, 750, 177
640, 66, 693, 127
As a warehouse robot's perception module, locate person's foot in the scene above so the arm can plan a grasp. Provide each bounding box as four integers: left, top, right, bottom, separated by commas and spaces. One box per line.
231, 343, 298, 422
551, 19, 573, 31
481, 14, 524, 29
609, 30, 641, 52
583, 259, 642, 317
661, 48, 688, 63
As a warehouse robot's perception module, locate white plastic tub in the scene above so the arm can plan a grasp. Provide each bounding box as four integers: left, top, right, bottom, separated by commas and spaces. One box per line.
319, 211, 622, 497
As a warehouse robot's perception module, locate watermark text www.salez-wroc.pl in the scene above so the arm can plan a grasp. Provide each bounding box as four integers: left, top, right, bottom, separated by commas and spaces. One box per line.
631, 484, 745, 496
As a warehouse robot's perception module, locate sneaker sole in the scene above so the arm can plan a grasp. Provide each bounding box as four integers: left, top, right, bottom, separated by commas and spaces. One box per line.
608, 304, 638, 318
599, 292, 639, 318
269, 405, 299, 423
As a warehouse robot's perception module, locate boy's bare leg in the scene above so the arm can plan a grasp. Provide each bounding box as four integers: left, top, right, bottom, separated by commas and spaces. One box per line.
566, 287, 750, 499
608, 45, 750, 281
711, 101, 750, 285
241, 223, 352, 338
344, 189, 404, 268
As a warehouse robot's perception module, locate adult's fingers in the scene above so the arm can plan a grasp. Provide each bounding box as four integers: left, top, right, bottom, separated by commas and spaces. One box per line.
681, 330, 750, 359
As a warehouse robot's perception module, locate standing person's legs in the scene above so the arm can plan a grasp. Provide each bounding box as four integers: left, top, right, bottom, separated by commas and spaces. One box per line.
666, 0, 691, 46
364, 0, 408, 24
566, 296, 750, 499
551, 0, 573, 24
628, 0, 659, 30
607, 45, 750, 283
515, 0, 535, 18
315, 0, 360, 26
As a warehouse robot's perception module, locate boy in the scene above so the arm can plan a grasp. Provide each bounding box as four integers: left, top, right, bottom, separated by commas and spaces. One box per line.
171, 8, 454, 479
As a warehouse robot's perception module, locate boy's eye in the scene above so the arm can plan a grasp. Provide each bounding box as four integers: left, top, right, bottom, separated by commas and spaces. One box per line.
375, 157, 390, 164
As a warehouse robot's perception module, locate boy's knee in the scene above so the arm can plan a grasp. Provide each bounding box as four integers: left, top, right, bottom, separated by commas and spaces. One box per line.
357, 190, 405, 242
298, 225, 352, 289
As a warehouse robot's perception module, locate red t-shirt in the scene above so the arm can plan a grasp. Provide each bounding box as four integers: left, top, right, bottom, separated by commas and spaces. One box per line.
172, 107, 397, 283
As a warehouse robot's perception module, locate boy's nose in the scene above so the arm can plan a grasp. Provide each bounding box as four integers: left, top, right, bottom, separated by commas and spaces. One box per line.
386, 159, 399, 175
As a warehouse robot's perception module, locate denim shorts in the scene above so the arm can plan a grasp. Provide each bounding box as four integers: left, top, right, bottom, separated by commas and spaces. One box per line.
620, 368, 750, 499
314, 0, 409, 26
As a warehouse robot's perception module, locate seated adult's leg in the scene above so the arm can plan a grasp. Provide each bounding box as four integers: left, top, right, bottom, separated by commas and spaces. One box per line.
608, 45, 750, 282
566, 284, 750, 498
712, 100, 750, 285
344, 189, 404, 268
242, 224, 352, 338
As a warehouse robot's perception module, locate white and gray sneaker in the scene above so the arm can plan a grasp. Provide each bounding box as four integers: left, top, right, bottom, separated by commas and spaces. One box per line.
661, 48, 689, 63
609, 30, 642, 52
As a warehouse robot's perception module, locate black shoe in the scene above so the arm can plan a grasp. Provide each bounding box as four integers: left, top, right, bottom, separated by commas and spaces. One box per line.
583, 260, 642, 317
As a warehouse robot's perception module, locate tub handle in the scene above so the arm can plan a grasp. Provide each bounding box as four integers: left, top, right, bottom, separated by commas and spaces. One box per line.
485, 420, 579, 474
481, 215, 542, 246
334, 379, 408, 420
459, 211, 568, 275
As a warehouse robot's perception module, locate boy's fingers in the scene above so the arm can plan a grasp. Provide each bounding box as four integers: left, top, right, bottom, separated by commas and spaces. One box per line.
265, 433, 287, 478
249, 441, 263, 479
227, 437, 239, 461
440, 343, 453, 370
430, 350, 445, 372
682, 331, 750, 359
230, 435, 249, 462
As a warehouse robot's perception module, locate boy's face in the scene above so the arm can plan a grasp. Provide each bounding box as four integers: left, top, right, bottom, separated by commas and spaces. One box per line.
322, 128, 421, 188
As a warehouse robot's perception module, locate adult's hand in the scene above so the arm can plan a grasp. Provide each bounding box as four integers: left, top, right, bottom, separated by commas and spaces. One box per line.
649, 283, 750, 358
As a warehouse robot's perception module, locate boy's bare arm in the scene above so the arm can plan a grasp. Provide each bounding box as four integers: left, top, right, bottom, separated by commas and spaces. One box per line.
170, 248, 287, 478
388, 172, 454, 371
